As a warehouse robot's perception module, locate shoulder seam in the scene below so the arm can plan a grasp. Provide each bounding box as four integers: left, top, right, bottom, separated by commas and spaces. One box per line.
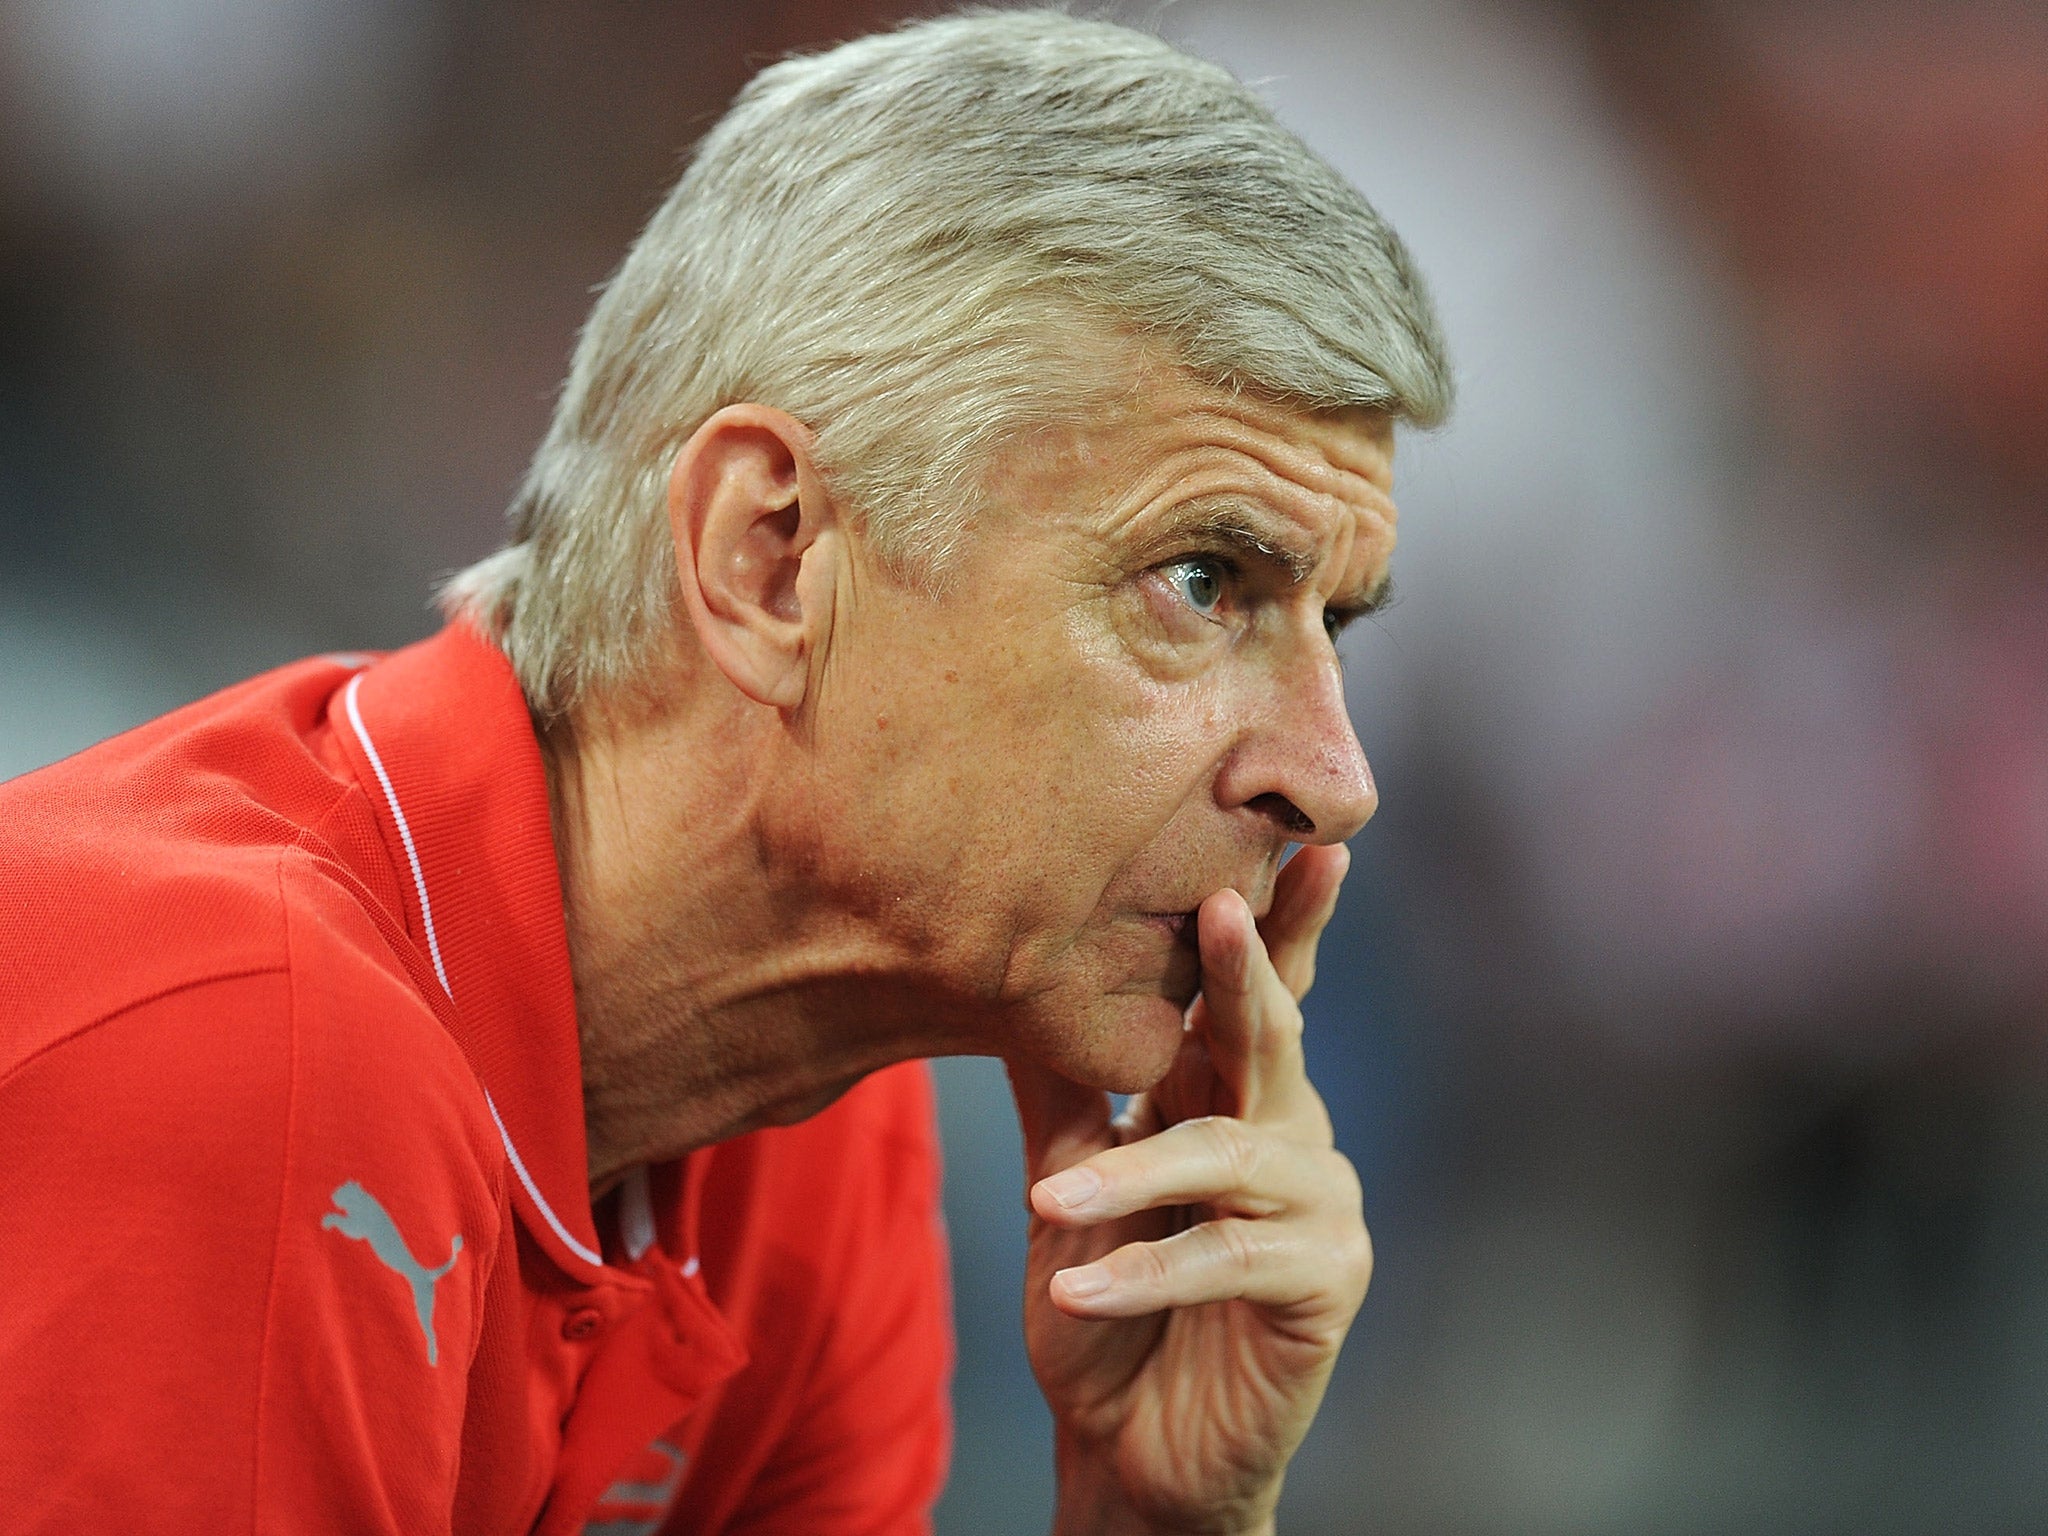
250, 850, 304, 1527
287, 789, 458, 1034
0, 964, 290, 1098
294, 773, 368, 859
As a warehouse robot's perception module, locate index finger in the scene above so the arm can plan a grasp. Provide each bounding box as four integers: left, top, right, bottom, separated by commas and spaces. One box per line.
1195, 888, 1332, 1140
1260, 842, 1350, 1001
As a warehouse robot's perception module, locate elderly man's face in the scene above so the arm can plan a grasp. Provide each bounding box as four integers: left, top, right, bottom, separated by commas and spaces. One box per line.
804, 375, 1394, 1091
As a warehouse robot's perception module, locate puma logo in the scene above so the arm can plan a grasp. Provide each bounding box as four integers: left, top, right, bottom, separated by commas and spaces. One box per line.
584, 1439, 687, 1536
322, 1180, 463, 1365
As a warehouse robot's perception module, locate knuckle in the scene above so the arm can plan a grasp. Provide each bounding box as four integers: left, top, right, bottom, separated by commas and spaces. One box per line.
1125, 1240, 1174, 1292
1309, 1099, 1337, 1146
1211, 1218, 1262, 1279
1087, 1145, 1132, 1194
1320, 1212, 1373, 1298
1267, 1004, 1306, 1055
1198, 1115, 1262, 1188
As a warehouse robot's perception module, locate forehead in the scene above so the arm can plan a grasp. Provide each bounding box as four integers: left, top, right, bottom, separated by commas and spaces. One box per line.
1007, 375, 1399, 574
1108, 383, 1394, 513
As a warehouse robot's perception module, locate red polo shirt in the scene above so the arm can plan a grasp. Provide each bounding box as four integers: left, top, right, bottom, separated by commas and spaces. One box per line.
0, 623, 952, 1534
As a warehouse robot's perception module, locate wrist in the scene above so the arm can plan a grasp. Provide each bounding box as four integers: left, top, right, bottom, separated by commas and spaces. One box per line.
1050, 1426, 1279, 1536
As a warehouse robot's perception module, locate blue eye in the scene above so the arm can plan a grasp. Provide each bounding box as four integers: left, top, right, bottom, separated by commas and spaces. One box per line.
1165, 559, 1225, 616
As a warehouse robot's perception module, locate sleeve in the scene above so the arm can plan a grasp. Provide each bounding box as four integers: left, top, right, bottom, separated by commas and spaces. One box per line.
0, 968, 501, 1535
720, 1074, 955, 1536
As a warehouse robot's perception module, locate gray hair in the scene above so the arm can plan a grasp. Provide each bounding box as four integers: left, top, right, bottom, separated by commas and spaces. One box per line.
440, 6, 1452, 718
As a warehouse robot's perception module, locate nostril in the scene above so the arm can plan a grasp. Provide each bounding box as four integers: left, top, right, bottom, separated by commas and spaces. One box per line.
1248, 792, 1314, 836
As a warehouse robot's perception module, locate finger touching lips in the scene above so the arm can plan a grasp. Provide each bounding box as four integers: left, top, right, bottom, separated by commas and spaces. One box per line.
1266, 843, 1347, 941
1263, 843, 1348, 1000
1197, 888, 1256, 997
1194, 883, 1329, 1136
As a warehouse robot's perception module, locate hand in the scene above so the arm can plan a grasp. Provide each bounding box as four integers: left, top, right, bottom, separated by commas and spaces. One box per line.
1007, 843, 1371, 1536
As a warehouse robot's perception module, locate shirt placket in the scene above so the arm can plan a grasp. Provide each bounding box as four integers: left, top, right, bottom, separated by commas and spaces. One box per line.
533, 1242, 747, 1536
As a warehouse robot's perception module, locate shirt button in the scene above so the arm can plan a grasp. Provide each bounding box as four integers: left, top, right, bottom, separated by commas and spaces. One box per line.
562, 1307, 605, 1342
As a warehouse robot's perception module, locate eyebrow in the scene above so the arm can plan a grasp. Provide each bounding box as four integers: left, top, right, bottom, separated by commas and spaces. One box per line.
1353, 571, 1395, 616
1164, 498, 1320, 584
1161, 495, 1394, 614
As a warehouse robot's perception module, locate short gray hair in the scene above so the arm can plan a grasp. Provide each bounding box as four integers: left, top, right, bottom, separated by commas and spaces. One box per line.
441, 6, 1452, 718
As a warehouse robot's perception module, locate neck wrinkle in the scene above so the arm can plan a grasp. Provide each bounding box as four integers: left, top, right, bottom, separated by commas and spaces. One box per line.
542, 688, 977, 1197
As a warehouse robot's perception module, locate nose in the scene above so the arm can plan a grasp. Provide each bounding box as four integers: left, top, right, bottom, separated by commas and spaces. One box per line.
1216, 646, 1378, 846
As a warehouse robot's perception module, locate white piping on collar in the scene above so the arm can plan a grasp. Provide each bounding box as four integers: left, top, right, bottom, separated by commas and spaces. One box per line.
342, 671, 606, 1271
482, 1089, 604, 1268
344, 675, 451, 997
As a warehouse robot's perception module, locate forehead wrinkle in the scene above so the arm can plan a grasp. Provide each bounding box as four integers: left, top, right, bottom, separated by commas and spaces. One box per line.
1153, 421, 1398, 586
1181, 401, 1396, 500
1066, 390, 1398, 593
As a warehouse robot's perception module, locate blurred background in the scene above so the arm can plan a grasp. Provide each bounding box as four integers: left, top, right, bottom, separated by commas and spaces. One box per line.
4, 0, 2046, 1529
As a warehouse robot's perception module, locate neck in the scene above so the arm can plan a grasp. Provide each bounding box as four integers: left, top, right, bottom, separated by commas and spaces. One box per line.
542, 686, 965, 1198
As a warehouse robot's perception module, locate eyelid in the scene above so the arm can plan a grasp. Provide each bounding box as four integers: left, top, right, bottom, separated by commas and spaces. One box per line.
1164, 549, 1239, 576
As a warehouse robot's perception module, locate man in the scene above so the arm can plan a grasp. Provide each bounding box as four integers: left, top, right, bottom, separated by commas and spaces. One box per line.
0, 9, 1449, 1533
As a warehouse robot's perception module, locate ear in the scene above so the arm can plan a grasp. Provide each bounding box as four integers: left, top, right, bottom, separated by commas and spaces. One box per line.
667, 404, 841, 709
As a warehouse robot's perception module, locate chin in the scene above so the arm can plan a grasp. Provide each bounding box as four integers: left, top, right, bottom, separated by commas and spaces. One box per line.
1053, 991, 1190, 1095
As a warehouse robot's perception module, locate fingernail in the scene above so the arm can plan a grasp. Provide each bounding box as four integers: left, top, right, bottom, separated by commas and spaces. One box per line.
1057, 1263, 1112, 1298
1039, 1166, 1102, 1210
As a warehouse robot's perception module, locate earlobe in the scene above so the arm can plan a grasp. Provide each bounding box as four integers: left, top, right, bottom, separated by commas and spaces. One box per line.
667, 405, 838, 710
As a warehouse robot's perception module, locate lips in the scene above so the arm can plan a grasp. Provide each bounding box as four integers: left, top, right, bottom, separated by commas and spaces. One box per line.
1143, 879, 1274, 939
1144, 909, 1200, 943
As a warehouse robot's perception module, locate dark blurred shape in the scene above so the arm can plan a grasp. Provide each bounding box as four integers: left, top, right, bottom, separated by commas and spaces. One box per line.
0, 0, 929, 664
1545, 0, 2048, 1028
1, 0, 440, 235
1594, 0, 2048, 502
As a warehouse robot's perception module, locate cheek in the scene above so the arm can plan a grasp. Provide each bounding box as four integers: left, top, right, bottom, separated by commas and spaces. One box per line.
987, 671, 1230, 950
801, 642, 1104, 923
818, 607, 1230, 978
1088, 667, 1230, 813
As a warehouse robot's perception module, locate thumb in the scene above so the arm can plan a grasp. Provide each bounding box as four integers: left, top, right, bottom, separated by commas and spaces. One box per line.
1004, 1057, 1114, 1185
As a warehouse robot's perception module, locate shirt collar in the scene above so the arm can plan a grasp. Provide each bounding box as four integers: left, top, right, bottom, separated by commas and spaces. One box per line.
331, 621, 609, 1283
